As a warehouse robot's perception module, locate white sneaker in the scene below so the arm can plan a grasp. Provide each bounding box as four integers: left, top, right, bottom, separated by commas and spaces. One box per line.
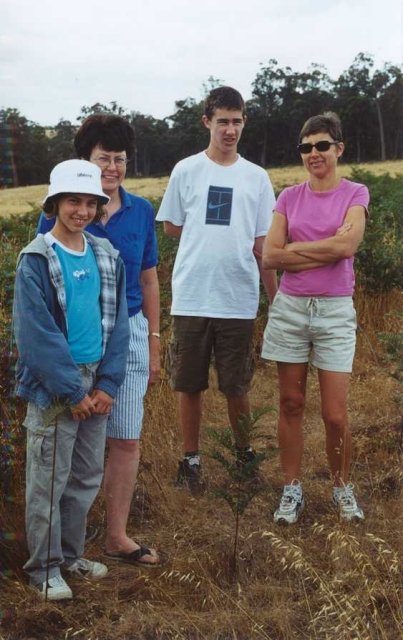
333, 483, 364, 521
32, 574, 73, 600
274, 480, 305, 525
65, 558, 108, 579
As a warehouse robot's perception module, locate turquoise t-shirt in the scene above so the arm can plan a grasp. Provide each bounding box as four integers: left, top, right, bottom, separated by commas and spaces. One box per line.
51, 234, 102, 364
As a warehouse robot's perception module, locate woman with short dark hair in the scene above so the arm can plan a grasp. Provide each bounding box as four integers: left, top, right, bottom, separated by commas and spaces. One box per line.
262, 112, 369, 525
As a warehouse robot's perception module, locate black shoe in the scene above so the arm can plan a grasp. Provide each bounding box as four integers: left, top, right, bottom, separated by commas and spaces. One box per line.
175, 459, 206, 495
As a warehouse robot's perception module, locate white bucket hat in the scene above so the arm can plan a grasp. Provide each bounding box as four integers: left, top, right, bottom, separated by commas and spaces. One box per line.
43, 159, 110, 207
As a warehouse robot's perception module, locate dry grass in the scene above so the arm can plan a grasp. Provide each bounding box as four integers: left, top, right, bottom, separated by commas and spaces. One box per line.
1, 291, 402, 640
0, 160, 402, 217
0, 164, 402, 639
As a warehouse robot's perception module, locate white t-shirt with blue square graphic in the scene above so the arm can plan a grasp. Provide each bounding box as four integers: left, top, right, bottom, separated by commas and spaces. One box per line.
156, 152, 275, 318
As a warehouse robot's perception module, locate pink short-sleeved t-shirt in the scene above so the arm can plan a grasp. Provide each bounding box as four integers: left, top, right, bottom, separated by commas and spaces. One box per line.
276, 178, 369, 296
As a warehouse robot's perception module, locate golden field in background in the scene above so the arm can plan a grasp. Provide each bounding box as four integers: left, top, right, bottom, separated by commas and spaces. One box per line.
0, 159, 402, 217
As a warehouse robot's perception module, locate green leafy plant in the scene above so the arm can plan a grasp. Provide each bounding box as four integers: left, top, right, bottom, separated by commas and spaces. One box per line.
352, 169, 403, 294
205, 407, 277, 576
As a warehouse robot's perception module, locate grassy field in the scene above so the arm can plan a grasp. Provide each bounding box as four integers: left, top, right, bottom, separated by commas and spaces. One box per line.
0, 162, 402, 640
0, 159, 402, 217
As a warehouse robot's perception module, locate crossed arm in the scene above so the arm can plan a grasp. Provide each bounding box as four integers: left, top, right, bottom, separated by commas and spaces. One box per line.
262, 206, 366, 272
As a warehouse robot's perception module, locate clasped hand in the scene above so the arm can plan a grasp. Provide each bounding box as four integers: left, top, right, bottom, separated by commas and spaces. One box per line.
70, 390, 113, 421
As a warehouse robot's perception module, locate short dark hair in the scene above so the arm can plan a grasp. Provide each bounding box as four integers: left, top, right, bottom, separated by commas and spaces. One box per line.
299, 111, 343, 143
43, 193, 105, 222
203, 86, 245, 120
74, 114, 135, 159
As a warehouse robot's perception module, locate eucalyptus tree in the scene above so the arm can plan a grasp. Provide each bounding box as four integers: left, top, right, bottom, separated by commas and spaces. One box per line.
128, 111, 171, 177
375, 63, 403, 160
166, 97, 207, 164
335, 53, 402, 161
77, 101, 128, 121
48, 119, 76, 166
250, 59, 290, 166
0, 108, 49, 186
247, 61, 335, 167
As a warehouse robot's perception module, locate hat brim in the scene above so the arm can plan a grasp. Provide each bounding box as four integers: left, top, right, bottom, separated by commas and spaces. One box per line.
43, 189, 110, 207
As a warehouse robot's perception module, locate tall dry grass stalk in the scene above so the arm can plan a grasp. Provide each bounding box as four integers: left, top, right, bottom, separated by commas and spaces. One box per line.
355, 288, 402, 334
262, 525, 401, 640
353, 288, 403, 373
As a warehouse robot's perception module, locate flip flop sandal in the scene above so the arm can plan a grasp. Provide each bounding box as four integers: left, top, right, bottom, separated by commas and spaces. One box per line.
104, 543, 167, 567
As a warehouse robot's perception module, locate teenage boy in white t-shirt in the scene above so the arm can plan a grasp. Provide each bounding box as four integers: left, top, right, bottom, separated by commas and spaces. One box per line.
156, 86, 277, 493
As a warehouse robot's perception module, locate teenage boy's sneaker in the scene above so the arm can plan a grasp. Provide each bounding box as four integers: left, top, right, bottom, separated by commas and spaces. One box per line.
31, 574, 73, 601
274, 480, 305, 525
175, 458, 206, 495
333, 483, 365, 522
65, 558, 108, 579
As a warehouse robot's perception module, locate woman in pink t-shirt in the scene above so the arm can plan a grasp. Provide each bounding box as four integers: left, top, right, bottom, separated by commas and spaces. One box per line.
261, 112, 369, 525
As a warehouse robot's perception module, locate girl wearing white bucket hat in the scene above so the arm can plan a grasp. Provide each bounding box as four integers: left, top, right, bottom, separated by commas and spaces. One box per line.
13, 159, 130, 599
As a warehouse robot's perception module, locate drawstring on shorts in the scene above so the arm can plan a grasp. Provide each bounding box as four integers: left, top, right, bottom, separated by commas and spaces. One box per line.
307, 297, 320, 323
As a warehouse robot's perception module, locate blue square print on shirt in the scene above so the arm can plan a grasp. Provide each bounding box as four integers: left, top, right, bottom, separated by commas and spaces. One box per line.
205, 186, 233, 226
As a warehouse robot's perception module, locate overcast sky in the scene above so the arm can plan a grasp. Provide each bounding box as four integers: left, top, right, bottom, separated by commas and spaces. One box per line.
2, 0, 402, 126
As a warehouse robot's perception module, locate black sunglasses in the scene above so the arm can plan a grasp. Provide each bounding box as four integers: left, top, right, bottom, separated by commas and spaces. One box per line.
297, 140, 340, 154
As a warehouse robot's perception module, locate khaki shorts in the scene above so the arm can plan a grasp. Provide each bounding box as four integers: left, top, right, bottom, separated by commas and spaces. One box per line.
261, 292, 357, 373
169, 316, 255, 396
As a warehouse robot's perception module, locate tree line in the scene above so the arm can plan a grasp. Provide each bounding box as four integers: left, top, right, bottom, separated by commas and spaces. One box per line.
1, 53, 402, 187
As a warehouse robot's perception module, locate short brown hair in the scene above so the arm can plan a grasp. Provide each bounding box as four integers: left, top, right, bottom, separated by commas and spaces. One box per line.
299, 111, 343, 143
74, 114, 134, 159
43, 194, 105, 223
203, 86, 245, 120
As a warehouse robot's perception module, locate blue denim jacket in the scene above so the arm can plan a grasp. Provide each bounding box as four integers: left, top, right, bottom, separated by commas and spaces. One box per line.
13, 232, 130, 409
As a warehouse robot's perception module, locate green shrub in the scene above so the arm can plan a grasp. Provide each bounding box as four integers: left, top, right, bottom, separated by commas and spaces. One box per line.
351, 169, 403, 293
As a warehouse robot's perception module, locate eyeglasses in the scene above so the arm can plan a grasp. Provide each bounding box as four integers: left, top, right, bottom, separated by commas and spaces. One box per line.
297, 140, 340, 154
91, 155, 129, 168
